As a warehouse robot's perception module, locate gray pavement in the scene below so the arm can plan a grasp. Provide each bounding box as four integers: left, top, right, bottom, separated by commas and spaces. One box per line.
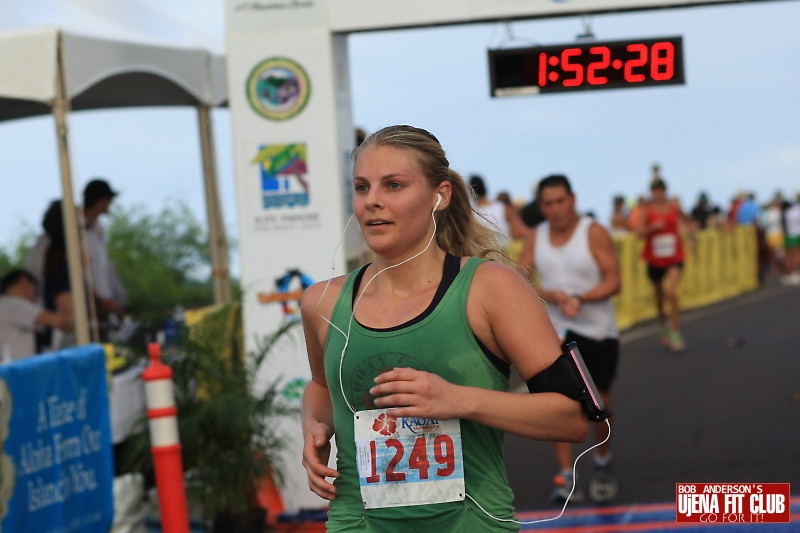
505, 277, 800, 510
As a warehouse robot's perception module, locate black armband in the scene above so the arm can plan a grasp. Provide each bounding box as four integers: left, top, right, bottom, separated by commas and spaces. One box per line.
526, 341, 611, 422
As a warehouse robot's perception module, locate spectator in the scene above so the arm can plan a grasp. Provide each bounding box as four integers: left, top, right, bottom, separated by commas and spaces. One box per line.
40, 200, 74, 351
761, 192, 786, 278
627, 195, 649, 232
83, 178, 127, 319
0, 268, 72, 361
727, 192, 744, 227
690, 192, 712, 229
781, 193, 800, 285
355, 127, 367, 146
496, 191, 513, 206
609, 195, 630, 235
736, 192, 760, 226
520, 184, 545, 228
469, 174, 530, 244
706, 206, 724, 229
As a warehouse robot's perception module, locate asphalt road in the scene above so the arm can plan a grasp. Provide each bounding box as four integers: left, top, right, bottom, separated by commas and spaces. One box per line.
505, 278, 800, 511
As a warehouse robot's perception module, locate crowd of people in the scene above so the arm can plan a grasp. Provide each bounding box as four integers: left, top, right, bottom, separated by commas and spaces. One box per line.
467, 162, 800, 361
488, 162, 799, 357
0, 178, 126, 362
603, 167, 800, 287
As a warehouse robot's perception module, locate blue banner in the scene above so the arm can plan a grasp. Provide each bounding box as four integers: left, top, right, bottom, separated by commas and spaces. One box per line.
0, 344, 114, 533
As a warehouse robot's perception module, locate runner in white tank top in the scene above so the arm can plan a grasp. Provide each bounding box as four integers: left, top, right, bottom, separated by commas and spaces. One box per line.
534, 216, 617, 341
519, 174, 622, 505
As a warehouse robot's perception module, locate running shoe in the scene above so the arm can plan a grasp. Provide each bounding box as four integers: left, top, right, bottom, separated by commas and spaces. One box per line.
550, 471, 583, 504
780, 273, 800, 286
659, 326, 671, 346
589, 465, 619, 503
670, 330, 686, 352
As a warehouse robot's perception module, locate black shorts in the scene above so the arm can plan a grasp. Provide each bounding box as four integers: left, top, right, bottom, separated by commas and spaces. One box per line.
564, 330, 619, 393
647, 262, 684, 283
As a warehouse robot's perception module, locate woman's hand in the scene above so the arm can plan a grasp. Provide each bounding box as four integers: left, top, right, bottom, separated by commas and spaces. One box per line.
301, 422, 339, 500
370, 368, 467, 420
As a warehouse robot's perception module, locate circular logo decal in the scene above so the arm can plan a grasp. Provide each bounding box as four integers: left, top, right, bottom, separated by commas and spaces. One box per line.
246, 57, 311, 121
348, 352, 427, 411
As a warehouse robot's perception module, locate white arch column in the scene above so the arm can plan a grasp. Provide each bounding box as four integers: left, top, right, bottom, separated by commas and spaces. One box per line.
225, 3, 357, 510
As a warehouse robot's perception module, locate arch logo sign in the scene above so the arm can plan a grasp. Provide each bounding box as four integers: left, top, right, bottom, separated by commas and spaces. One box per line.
252, 143, 309, 209
246, 57, 311, 121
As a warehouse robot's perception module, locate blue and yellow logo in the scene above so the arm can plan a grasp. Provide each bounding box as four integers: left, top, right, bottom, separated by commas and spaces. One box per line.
246, 57, 311, 121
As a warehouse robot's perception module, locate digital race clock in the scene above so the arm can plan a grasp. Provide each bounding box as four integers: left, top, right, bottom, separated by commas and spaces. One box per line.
489, 36, 685, 96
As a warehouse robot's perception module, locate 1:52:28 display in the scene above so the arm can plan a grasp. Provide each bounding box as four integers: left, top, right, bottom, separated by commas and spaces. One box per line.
489, 36, 685, 96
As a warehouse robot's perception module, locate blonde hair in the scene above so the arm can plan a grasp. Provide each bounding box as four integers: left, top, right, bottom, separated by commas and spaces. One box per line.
352, 125, 503, 259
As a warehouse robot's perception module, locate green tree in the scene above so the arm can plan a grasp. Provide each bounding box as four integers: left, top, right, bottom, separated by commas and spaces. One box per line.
107, 202, 214, 320
0, 228, 35, 275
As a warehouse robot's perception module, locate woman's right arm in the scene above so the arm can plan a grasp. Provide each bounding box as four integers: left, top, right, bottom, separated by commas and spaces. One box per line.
300, 280, 341, 500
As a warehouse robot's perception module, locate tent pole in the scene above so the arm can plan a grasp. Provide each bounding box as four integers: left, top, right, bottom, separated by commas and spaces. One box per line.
54, 32, 91, 345
197, 104, 231, 305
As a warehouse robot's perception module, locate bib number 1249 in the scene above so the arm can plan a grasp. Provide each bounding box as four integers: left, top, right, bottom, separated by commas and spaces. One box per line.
364, 434, 456, 483
354, 409, 465, 509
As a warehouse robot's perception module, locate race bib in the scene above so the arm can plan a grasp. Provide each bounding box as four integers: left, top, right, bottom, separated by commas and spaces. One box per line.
353, 409, 465, 509
653, 233, 677, 258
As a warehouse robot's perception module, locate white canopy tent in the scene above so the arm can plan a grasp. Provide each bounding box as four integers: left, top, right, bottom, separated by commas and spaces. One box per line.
0, 15, 231, 344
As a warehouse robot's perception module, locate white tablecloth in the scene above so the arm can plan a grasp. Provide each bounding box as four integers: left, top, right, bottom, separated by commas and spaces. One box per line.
110, 364, 146, 444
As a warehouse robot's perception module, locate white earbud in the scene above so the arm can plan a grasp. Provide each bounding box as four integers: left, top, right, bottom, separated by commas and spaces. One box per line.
433, 193, 442, 212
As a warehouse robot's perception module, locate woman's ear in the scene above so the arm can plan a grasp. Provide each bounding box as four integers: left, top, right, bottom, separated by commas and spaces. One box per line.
437, 182, 453, 210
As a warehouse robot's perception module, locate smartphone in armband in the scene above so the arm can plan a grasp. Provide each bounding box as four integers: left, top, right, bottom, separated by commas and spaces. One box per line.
564, 341, 611, 423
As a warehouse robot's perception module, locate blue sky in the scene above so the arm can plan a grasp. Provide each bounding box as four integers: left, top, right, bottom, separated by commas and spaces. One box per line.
1, 1, 798, 273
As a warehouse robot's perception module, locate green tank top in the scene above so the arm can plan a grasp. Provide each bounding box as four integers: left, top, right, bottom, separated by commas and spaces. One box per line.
323, 256, 519, 532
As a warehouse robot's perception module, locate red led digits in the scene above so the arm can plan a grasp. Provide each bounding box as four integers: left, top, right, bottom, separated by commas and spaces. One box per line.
587, 46, 611, 85
561, 47, 583, 87
491, 36, 683, 95
624, 43, 648, 82
538, 52, 548, 87
651, 41, 675, 80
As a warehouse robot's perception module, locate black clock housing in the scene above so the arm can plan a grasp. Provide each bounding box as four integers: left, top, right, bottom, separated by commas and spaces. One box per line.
489, 36, 685, 96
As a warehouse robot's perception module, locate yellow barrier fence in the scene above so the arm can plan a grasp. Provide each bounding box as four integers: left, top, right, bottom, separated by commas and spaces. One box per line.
613, 225, 758, 330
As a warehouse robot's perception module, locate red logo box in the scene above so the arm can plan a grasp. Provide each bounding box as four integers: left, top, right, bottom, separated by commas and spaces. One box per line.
676, 483, 791, 523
